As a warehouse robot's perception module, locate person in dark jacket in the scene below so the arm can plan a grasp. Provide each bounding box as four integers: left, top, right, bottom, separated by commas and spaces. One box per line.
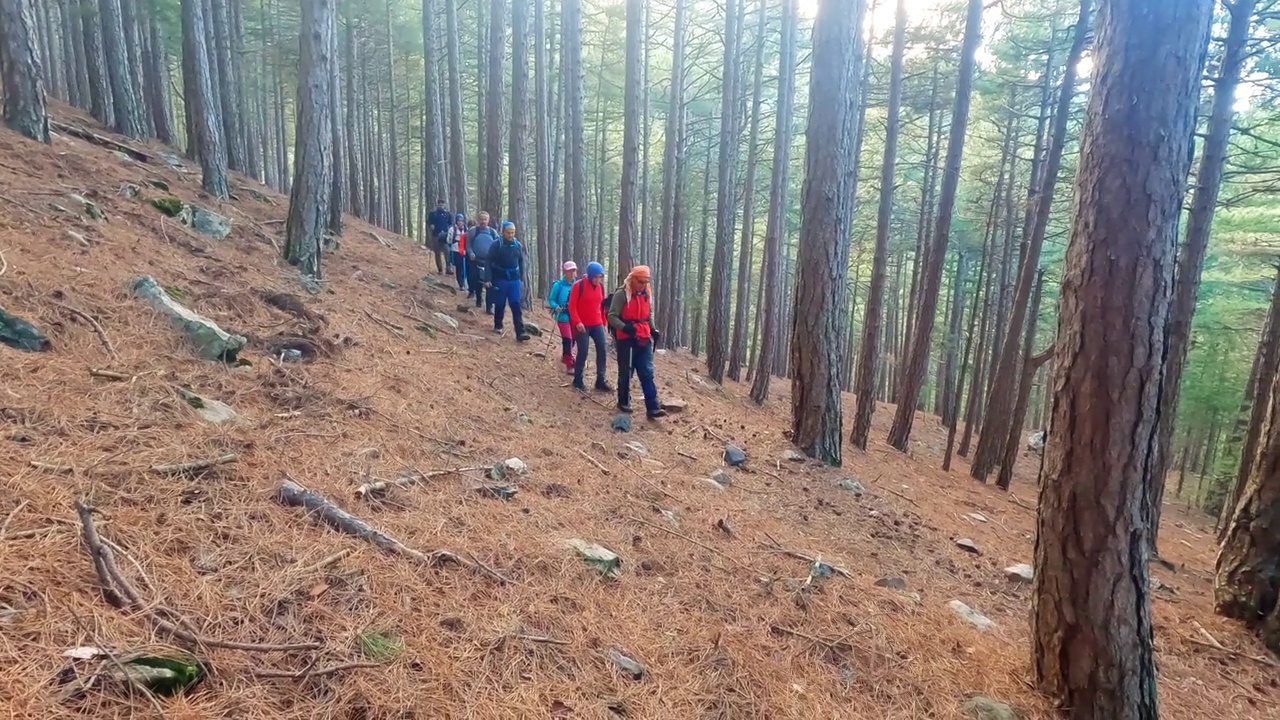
467, 212, 500, 312
488, 221, 529, 342
428, 199, 454, 274
607, 265, 665, 419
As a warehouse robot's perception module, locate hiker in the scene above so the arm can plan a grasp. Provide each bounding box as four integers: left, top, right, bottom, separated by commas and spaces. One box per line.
569, 262, 611, 393
428, 199, 454, 274
468, 212, 499, 313
548, 261, 578, 374
607, 265, 666, 419
447, 214, 468, 291
487, 221, 529, 342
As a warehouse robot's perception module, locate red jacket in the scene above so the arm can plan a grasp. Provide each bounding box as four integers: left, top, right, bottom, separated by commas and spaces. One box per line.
608, 287, 652, 341
568, 278, 606, 327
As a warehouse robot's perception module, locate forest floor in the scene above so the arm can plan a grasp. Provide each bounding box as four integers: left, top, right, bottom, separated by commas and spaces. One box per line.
0, 105, 1276, 720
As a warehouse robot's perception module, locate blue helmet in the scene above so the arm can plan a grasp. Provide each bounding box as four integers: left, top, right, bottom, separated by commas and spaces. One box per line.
586, 262, 605, 278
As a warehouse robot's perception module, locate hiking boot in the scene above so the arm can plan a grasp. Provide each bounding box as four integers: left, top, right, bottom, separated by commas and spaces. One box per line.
647, 409, 668, 420
594, 381, 613, 393
516, 333, 531, 343
617, 402, 633, 414
573, 380, 587, 392
493, 327, 503, 335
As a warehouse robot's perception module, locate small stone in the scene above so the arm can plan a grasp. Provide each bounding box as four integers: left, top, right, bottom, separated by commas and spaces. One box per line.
110, 150, 133, 163
279, 348, 303, 362
145, 178, 170, 191
475, 483, 518, 500
701, 477, 727, 491
955, 538, 982, 555
966, 512, 988, 523
612, 414, 633, 433
159, 151, 189, 172
947, 600, 996, 631
659, 509, 679, 526
119, 183, 141, 199
608, 649, 645, 680
710, 469, 733, 488
69, 193, 105, 220
724, 445, 747, 466
522, 321, 544, 337
960, 695, 1018, 720
517, 412, 533, 426
624, 441, 647, 456
838, 478, 865, 496
783, 449, 806, 462
874, 576, 906, 590
182, 205, 231, 239
1004, 563, 1034, 584
380, 280, 399, 290
503, 457, 528, 475
64, 230, 90, 247
455, 304, 473, 314
659, 397, 687, 412
434, 312, 460, 330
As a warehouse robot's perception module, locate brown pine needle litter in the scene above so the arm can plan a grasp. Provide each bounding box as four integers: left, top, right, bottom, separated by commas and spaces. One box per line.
0, 103, 1275, 718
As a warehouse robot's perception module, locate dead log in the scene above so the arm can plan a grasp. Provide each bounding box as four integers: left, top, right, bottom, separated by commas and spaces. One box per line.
50, 121, 153, 163
276, 478, 509, 584
355, 466, 487, 498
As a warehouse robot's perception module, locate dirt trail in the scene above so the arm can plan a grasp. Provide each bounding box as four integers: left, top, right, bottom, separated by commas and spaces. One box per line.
0, 105, 1274, 719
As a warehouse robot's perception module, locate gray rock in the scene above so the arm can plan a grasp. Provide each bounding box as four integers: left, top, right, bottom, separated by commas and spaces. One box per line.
523, 321, 544, 337
960, 695, 1019, 720
624, 441, 647, 456
380, 280, 399, 290
947, 600, 995, 631
279, 348, 304, 362
131, 275, 247, 361
874, 576, 906, 590
724, 445, 747, 466
159, 151, 190, 172
181, 205, 231, 239
955, 538, 982, 555
783, 449, 806, 462
434, 312, 460, 330
659, 397, 687, 412
475, 484, 518, 500
966, 512, 988, 523
700, 477, 728, 491
0, 306, 50, 352
709, 469, 733, 488
110, 150, 133, 163
174, 386, 243, 425
145, 178, 170, 191
838, 478, 865, 495
611, 414, 632, 433
608, 649, 645, 680
119, 183, 141, 199
68, 193, 105, 220
1004, 563, 1034, 584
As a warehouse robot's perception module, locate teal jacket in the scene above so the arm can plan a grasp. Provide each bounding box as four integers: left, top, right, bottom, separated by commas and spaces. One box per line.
548, 278, 573, 323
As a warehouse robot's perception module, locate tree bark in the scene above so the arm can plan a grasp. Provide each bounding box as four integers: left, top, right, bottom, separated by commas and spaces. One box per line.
61, 0, 87, 109
704, 0, 742, 383
656, 0, 688, 348
483, 0, 505, 219
1148, 0, 1257, 553
207, 0, 243, 169
96, 0, 142, 137
995, 268, 1045, 490
81, 0, 112, 126
445, 0, 468, 212
887, 0, 983, 452
142, 14, 174, 145
562, 0, 586, 263
283, 0, 335, 281
1031, 0, 1211, 714
615, 0, 642, 285
850, 0, 907, 449
327, 3, 344, 236
181, 0, 228, 198
789, 0, 862, 464
0, 0, 49, 143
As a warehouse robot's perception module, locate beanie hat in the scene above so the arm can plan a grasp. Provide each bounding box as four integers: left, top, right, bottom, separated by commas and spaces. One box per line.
586, 262, 605, 278
455, 213, 465, 220
501, 221, 515, 231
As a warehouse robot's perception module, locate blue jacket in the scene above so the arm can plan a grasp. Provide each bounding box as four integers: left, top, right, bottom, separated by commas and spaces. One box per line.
469, 225, 499, 260
428, 208, 453, 237
488, 238, 525, 282
548, 278, 573, 323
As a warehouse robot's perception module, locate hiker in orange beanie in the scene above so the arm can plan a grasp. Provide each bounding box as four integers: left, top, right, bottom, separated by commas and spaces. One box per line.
606, 265, 665, 419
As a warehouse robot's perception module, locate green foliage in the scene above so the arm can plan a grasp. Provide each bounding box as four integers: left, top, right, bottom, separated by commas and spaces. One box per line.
357, 629, 403, 662
151, 196, 185, 217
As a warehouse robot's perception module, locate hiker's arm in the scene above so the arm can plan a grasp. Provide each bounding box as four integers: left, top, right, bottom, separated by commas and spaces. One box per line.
607, 290, 626, 332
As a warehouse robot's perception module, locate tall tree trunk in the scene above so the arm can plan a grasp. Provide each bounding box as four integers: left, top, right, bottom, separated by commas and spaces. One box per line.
995, 268, 1045, 490
206, 0, 241, 168
510, 0, 529, 282
728, 0, 768, 382
704, 0, 742, 383
445, 0, 468, 212
691, 146, 713, 355
973, 0, 1091, 481
850, 0, 907, 449
0, 0, 49, 143
284, 0, 334, 281
327, 3, 344, 236
533, 0, 551, 290
790, 0, 863, 464
96, 0, 142, 137
181, 0, 229, 198
81, 0, 112, 126
656, 0, 687, 347
61, 0, 87, 109
940, 253, 969, 427
1031, 0, 1210, 713
615, 0, 642, 284
945, 206, 995, 471
1148, 0, 1256, 554
562, 0, 586, 263
887, 0, 983, 452
35, 0, 57, 98
483, 0, 505, 219
898, 64, 940, 398
142, 14, 174, 145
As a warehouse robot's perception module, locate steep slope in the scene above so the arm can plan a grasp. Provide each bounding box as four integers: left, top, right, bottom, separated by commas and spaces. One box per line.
0, 107, 1274, 719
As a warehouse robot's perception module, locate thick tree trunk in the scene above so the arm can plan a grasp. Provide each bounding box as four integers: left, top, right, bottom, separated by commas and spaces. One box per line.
445, 0, 468, 212
704, 0, 742, 383
615, 0, 641, 284
562, 0, 586, 263
973, 0, 1091, 481
656, 0, 687, 348
995, 268, 1045, 490
181, 0, 228, 198
96, 0, 142, 137
1148, 0, 1256, 554
0, 0, 49, 143
343, 10, 362, 217
887, 0, 983, 451
283, 0, 334, 280
61, 0, 87, 109
327, 5, 344, 236
533, 0, 551, 291
483, 0, 505, 219
1031, 0, 1210, 714
691, 147, 713, 356
81, 0, 112, 126
207, 0, 242, 169
790, 0, 862, 464
509, 0, 529, 252
142, 15, 174, 145
850, 0, 906, 448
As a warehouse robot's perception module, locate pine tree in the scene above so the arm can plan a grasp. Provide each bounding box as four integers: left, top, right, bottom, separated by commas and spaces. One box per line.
284, 0, 335, 280
0, 0, 49, 143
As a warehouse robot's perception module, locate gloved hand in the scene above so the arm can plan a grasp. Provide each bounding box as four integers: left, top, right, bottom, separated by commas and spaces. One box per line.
652, 329, 663, 346
623, 321, 637, 337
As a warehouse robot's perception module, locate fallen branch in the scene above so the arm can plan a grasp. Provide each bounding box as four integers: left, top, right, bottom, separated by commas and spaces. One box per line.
1189, 620, 1280, 668
0, 248, 7, 277
29, 460, 73, 474
54, 302, 118, 359
151, 453, 239, 474
578, 450, 611, 476
626, 515, 758, 575
617, 462, 680, 501
354, 467, 486, 498
0, 500, 28, 540
513, 633, 571, 646
761, 532, 852, 579
294, 549, 351, 576
74, 501, 321, 653
1007, 493, 1036, 511
363, 309, 407, 339
880, 485, 920, 507
50, 120, 152, 162
251, 661, 382, 679
276, 478, 507, 584
677, 451, 699, 461
89, 368, 132, 382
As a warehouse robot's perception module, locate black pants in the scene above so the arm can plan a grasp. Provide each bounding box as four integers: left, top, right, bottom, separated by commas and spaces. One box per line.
468, 261, 490, 308
617, 337, 659, 414
574, 325, 608, 386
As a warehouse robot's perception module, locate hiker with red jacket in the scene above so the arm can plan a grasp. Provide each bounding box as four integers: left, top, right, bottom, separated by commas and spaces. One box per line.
568, 261, 612, 393
607, 265, 666, 419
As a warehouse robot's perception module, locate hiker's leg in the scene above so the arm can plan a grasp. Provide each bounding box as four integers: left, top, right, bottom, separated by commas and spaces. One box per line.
592, 325, 608, 385
492, 284, 507, 329
574, 330, 589, 386
635, 341, 659, 414
616, 339, 633, 408
508, 281, 525, 335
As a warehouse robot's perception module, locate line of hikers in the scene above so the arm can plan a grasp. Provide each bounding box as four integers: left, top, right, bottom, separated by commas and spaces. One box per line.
426, 199, 666, 421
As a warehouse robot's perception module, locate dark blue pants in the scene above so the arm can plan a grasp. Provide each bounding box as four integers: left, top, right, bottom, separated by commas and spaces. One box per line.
453, 252, 467, 289
574, 325, 608, 386
493, 279, 524, 335
617, 338, 659, 414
